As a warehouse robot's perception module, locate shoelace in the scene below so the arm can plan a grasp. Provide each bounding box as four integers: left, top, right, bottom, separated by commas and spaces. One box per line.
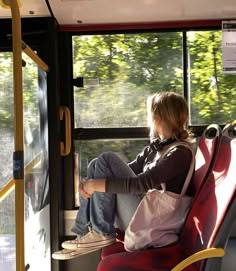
76, 226, 94, 242
82, 231, 94, 241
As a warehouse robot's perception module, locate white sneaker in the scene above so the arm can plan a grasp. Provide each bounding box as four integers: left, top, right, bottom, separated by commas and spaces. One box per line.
62, 230, 115, 250
52, 247, 100, 260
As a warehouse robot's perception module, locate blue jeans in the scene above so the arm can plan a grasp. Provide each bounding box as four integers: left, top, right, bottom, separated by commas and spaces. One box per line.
71, 151, 144, 237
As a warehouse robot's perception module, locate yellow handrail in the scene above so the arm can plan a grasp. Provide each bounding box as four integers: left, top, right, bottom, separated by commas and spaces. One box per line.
0, 153, 41, 202
4, 1, 25, 271
0, 179, 15, 203
22, 41, 49, 72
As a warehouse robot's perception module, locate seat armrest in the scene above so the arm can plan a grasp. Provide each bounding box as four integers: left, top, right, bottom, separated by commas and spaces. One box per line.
171, 248, 225, 271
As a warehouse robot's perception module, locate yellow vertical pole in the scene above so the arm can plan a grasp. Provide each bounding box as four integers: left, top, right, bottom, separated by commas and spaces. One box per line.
6, 1, 24, 271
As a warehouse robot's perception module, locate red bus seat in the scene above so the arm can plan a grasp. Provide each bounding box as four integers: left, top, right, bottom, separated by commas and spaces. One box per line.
187, 123, 222, 198
98, 121, 236, 271
101, 124, 222, 258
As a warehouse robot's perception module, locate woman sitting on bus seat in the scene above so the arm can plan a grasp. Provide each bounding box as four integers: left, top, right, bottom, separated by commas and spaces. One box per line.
52, 91, 194, 260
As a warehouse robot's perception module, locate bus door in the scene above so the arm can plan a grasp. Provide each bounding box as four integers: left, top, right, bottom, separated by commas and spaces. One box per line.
0, 43, 51, 271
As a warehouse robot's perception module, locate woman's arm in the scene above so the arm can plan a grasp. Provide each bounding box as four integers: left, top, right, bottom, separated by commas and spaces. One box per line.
106, 146, 193, 194
128, 145, 149, 174
80, 145, 150, 199
80, 146, 193, 196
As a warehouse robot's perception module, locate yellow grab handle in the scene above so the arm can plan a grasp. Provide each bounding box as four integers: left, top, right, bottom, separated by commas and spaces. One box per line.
60, 106, 72, 156
22, 41, 49, 72
171, 248, 225, 271
0, 179, 15, 203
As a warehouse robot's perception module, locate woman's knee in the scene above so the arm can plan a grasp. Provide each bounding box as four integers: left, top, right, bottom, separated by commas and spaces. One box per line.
98, 151, 123, 165
99, 151, 116, 160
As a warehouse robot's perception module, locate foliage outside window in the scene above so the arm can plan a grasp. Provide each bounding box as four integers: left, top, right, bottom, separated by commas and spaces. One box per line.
73, 30, 236, 128
187, 31, 236, 124
73, 32, 183, 128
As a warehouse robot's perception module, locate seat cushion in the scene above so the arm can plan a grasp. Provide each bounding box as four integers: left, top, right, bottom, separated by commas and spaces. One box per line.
98, 243, 200, 271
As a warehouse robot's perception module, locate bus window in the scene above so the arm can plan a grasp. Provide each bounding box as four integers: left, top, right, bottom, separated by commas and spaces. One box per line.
73, 32, 183, 129
187, 30, 236, 125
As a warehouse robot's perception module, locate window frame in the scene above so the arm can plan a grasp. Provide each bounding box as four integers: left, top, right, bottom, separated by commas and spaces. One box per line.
71, 24, 222, 142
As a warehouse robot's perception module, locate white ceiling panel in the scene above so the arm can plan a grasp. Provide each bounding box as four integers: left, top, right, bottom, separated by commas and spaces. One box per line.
0, 0, 236, 25
0, 0, 50, 18
49, 0, 236, 25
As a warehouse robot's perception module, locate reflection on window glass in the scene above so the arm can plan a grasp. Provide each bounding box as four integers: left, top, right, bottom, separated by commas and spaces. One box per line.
23, 53, 49, 215
22, 54, 51, 270
187, 31, 236, 125
73, 33, 183, 128
23, 54, 41, 166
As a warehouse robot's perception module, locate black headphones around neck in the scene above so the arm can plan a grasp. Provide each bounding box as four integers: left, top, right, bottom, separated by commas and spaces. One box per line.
150, 137, 176, 151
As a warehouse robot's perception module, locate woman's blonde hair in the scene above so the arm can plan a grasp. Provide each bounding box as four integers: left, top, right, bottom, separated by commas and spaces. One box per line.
147, 92, 192, 141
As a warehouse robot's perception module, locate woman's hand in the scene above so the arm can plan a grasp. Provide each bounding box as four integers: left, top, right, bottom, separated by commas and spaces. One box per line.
79, 182, 91, 199
79, 178, 106, 199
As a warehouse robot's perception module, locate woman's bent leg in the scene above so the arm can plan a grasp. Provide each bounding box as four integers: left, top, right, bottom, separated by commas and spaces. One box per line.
71, 159, 97, 235
115, 193, 144, 232
72, 151, 143, 236
53, 152, 142, 259
90, 151, 142, 235
89, 152, 135, 236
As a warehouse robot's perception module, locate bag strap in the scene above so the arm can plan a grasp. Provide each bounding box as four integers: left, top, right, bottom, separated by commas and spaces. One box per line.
160, 142, 195, 197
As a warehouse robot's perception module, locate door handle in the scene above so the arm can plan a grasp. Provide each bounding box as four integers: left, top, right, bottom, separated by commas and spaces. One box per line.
59, 106, 71, 156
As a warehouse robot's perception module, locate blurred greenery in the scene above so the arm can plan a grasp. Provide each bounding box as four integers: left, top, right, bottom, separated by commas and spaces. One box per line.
0, 53, 39, 235
73, 31, 236, 128
188, 31, 236, 124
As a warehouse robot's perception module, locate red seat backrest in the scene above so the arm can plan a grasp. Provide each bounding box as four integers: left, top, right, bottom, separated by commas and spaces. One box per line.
188, 124, 222, 197
180, 122, 236, 260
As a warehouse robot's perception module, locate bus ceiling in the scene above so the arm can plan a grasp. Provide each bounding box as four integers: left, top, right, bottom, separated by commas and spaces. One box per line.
0, 0, 236, 27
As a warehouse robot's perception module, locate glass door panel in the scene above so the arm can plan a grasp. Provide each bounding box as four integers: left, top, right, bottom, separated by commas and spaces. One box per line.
23, 54, 51, 271
0, 52, 50, 271
0, 52, 15, 271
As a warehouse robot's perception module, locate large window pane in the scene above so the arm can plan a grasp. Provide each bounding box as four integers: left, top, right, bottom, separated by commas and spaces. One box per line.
73, 33, 183, 128
187, 30, 236, 125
